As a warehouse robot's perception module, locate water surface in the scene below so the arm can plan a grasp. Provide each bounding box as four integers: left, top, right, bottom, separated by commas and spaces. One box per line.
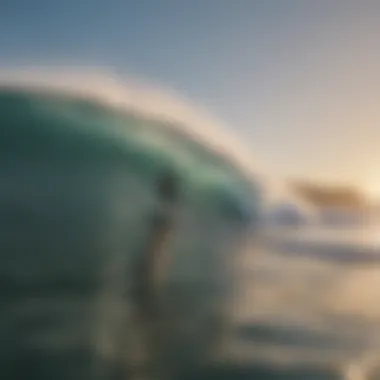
230, 224, 380, 378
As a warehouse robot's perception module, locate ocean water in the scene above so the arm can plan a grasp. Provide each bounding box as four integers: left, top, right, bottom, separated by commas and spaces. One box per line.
1, 81, 379, 379
0, 85, 260, 379
227, 224, 380, 379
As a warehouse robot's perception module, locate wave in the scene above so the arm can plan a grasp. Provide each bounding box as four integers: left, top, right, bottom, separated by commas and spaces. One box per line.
0, 70, 262, 379
0, 69, 261, 221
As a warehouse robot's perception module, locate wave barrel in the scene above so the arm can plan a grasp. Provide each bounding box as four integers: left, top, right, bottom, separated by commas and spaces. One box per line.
0, 87, 260, 379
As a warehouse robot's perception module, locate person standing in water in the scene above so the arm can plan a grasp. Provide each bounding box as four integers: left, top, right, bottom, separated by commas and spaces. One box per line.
129, 169, 180, 380
136, 168, 179, 319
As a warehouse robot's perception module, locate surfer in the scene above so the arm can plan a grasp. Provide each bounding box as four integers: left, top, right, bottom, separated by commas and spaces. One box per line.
128, 169, 180, 379
134, 168, 179, 320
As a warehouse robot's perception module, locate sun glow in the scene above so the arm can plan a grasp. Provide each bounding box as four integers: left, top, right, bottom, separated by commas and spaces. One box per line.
365, 182, 380, 202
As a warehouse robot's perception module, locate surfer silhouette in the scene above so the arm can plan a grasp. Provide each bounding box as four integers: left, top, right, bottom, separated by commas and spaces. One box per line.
133, 168, 179, 319
127, 169, 180, 379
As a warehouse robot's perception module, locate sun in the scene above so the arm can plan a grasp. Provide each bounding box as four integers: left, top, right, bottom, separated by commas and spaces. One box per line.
366, 183, 380, 201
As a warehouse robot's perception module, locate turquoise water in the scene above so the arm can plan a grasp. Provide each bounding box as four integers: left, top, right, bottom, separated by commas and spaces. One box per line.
0, 86, 261, 379
0, 87, 259, 223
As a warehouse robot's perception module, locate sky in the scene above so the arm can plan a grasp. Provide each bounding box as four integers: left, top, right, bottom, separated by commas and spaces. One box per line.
1, 0, 380, 198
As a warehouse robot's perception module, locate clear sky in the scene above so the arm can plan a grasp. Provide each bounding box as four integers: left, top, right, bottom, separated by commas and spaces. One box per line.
1, 1, 380, 197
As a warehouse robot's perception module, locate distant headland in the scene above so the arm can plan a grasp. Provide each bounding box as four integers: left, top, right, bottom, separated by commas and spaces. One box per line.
290, 181, 370, 210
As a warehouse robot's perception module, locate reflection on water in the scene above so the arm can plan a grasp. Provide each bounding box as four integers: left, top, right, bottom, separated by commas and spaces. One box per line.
229, 224, 380, 378
269, 224, 380, 249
